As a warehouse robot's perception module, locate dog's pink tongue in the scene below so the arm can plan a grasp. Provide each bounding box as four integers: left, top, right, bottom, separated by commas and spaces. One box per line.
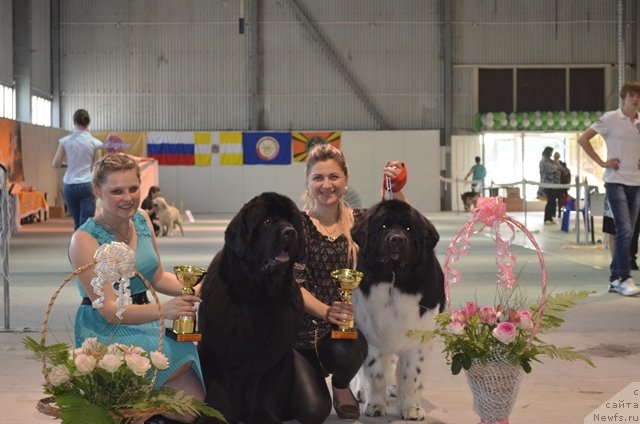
276, 251, 290, 262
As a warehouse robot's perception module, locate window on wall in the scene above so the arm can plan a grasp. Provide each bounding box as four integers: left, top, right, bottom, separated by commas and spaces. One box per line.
1, 85, 16, 120
479, 69, 513, 114
478, 67, 605, 113
31, 96, 52, 127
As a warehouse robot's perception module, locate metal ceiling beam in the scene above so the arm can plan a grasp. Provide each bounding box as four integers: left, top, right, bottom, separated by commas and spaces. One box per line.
286, 0, 392, 130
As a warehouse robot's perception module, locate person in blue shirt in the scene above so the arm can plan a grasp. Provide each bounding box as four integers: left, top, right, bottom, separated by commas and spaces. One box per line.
465, 156, 487, 193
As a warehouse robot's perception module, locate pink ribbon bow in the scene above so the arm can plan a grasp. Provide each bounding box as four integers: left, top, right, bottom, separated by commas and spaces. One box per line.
472, 196, 507, 227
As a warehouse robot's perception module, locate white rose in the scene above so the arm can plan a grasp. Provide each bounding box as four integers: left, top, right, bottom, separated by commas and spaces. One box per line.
74, 353, 97, 374
129, 346, 145, 356
125, 354, 151, 376
48, 365, 72, 386
81, 338, 100, 351
98, 354, 123, 374
150, 351, 169, 370
107, 343, 127, 358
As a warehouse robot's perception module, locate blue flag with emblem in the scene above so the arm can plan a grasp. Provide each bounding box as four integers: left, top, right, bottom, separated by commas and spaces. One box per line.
242, 132, 291, 165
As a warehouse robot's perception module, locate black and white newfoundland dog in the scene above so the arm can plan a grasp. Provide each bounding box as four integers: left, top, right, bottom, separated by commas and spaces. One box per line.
197, 192, 304, 424
351, 199, 445, 420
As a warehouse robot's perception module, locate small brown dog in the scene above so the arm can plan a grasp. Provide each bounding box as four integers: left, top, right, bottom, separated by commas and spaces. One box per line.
152, 196, 184, 236
461, 191, 480, 212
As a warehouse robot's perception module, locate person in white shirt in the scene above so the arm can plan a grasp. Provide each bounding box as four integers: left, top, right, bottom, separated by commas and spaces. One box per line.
52, 109, 103, 229
578, 81, 640, 296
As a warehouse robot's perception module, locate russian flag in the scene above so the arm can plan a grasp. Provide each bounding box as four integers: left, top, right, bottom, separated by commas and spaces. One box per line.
147, 132, 194, 165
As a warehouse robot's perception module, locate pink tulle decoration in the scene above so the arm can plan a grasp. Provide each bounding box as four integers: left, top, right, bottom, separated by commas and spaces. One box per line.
443, 196, 548, 326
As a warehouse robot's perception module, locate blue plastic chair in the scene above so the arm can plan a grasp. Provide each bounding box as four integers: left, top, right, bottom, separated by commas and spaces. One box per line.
561, 196, 589, 233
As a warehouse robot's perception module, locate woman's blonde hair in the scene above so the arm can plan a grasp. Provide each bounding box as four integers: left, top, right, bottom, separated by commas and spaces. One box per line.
303, 144, 358, 266
92, 153, 140, 186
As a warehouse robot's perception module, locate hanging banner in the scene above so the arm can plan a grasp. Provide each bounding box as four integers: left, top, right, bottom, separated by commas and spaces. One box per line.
92, 131, 147, 157
194, 131, 244, 166
292, 131, 341, 162
147, 132, 194, 165
243, 132, 291, 165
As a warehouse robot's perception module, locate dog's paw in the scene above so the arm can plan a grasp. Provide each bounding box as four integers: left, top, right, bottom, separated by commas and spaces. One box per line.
400, 403, 426, 421
355, 388, 366, 403
364, 402, 387, 417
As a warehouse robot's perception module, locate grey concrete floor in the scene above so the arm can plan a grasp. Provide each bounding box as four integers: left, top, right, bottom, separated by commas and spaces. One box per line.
1, 210, 638, 423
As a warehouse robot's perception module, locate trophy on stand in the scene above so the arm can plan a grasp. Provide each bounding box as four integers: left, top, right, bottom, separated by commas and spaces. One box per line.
330, 269, 364, 339
167, 265, 206, 342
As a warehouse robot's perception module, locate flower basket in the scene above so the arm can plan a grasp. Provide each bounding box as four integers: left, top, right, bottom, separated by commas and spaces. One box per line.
33, 242, 164, 424
464, 351, 523, 424
406, 197, 593, 423
443, 197, 547, 424
26, 242, 226, 424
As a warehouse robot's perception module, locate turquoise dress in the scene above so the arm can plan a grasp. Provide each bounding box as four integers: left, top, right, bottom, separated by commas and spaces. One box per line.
74, 210, 204, 388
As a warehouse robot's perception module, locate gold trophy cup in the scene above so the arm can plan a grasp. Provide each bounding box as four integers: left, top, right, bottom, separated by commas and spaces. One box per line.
330, 269, 364, 339
167, 265, 206, 342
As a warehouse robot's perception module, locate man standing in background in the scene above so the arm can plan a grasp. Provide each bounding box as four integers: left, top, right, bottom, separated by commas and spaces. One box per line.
577, 81, 640, 297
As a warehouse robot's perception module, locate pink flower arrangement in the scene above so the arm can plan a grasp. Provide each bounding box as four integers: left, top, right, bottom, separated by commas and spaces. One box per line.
408, 197, 594, 375
417, 292, 594, 375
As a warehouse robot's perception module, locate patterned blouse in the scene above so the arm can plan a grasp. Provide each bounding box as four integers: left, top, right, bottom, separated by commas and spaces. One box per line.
293, 209, 365, 349
539, 156, 562, 184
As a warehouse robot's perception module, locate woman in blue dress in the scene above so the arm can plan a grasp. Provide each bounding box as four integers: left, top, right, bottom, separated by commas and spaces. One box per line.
69, 153, 204, 423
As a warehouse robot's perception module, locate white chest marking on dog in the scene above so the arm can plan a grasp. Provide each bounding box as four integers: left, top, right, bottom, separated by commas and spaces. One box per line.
353, 282, 437, 354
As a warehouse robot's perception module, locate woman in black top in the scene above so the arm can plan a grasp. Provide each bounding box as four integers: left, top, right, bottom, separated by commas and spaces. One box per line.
291, 143, 407, 422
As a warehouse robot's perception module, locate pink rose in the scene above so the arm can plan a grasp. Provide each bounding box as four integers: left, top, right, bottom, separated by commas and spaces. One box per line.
150, 351, 170, 370
98, 354, 123, 374
479, 306, 498, 325
74, 353, 97, 374
125, 354, 151, 376
492, 321, 517, 344
517, 310, 533, 329
48, 365, 72, 386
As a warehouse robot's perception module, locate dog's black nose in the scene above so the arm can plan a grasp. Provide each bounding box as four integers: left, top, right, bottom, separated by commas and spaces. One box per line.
281, 227, 297, 240
389, 233, 405, 245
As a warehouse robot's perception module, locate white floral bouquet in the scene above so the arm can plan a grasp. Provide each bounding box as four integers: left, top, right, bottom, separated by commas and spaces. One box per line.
24, 336, 225, 424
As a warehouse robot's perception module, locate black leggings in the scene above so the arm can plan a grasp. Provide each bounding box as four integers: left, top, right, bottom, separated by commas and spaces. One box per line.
288, 330, 368, 424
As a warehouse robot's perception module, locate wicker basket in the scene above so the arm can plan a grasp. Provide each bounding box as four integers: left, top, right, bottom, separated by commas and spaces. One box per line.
36, 255, 165, 424
442, 197, 548, 424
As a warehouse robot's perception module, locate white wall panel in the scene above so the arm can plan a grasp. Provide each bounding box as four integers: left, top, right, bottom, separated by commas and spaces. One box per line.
32, 0, 51, 97
60, 0, 246, 131
0, 0, 13, 86
452, 0, 633, 65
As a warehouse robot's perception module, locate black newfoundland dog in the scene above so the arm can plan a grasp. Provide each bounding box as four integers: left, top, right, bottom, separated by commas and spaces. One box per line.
350, 200, 445, 420
197, 192, 305, 424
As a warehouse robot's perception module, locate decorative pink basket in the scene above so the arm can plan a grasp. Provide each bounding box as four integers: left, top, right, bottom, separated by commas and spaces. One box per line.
442, 196, 549, 424
443, 196, 548, 336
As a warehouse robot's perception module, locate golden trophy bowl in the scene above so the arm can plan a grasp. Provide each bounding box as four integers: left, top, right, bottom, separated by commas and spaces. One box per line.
330, 268, 364, 339
167, 265, 206, 342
